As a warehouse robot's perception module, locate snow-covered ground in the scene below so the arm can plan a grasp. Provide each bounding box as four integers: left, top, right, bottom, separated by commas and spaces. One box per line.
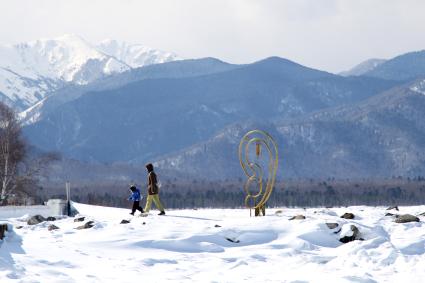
1, 203, 425, 282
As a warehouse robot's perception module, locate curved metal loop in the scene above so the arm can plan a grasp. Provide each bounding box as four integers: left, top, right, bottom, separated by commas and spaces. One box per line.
239, 130, 279, 213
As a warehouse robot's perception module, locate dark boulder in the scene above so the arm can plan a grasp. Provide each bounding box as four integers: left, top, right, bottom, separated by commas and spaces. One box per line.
386, 206, 399, 211
27, 215, 46, 225
48, 224, 60, 231
46, 217, 56, 221
340, 213, 355, 219
74, 217, 85, 222
394, 214, 420, 223
326, 223, 339, 229
225, 237, 240, 243
339, 224, 360, 243
76, 221, 95, 230
120, 220, 130, 224
289, 215, 306, 220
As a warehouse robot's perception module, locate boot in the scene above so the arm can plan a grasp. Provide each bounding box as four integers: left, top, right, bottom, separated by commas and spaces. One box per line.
158, 211, 165, 215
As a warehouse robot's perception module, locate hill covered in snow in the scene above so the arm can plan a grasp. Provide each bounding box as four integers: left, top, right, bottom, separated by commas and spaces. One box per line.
1, 203, 425, 282
0, 34, 180, 110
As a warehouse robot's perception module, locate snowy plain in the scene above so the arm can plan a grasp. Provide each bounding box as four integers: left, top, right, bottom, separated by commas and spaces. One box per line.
1, 203, 425, 283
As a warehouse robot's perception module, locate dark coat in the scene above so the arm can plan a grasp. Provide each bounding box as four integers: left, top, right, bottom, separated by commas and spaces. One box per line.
148, 172, 159, 195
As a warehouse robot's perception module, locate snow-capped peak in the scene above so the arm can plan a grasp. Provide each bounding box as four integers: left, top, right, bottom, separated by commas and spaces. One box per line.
12, 34, 129, 83
96, 39, 181, 68
0, 35, 181, 111
340, 58, 387, 77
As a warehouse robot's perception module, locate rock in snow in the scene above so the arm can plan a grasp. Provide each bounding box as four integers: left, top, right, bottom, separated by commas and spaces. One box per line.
76, 221, 95, 230
27, 215, 46, 225
386, 206, 399, 211
339, 224, 361, 243
326, 223, 339, 229
48, 224, 59, 231
394, 214, 420, 223
289, 215, 306, 220
340, 212, 355, 219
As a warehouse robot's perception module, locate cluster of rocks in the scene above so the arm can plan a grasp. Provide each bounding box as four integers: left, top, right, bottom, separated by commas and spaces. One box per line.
25, 215, 60, 232
285, 211, 362, 244
73, 216, 97, 229
27, 215, 57, 225
326, 212, 363, 243
23, 214, 98, 231
384, 206, 421, 223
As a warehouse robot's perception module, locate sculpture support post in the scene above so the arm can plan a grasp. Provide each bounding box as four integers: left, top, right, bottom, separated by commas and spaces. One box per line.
239, 130, 278, 216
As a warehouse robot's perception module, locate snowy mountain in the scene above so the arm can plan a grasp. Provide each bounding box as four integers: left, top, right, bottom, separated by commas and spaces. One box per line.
155, 78, 425, 179
364, 50, 425, 81
19, 57, 238, 125
97, 39, 180, 68
340, 58, 386, 76
23, 57, 397, 165
0, 35, 180, 110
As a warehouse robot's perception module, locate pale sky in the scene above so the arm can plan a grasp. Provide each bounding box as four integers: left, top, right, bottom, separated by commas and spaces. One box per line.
1, 0, 425, 73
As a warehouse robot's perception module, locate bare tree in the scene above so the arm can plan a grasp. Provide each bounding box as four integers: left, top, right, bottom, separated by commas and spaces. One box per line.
0, 102, 25, 205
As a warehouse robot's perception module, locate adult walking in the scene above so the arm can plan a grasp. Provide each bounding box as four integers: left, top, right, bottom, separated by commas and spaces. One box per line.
144, 163, 165, 215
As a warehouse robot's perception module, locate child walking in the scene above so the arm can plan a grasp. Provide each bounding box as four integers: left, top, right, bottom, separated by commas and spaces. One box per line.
128, 185, 144, 215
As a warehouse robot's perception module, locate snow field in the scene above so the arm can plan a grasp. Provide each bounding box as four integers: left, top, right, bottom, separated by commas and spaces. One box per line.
1, 203, 425, 282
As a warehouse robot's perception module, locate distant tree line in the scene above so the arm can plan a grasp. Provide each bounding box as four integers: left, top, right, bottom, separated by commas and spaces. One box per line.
32, 177, 425, 209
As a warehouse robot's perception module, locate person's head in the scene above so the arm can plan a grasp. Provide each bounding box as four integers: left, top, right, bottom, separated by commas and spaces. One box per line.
129, 185, 136, 192
145, 163, 154, 173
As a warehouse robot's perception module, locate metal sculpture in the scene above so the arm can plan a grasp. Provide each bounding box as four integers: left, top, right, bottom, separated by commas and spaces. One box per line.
239, 130, 278, 216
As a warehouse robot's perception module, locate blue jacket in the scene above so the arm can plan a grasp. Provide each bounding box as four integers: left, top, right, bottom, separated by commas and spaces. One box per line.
128, 188, 142, 201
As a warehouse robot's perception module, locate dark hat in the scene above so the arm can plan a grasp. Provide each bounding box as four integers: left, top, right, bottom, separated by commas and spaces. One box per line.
129, 185, 136, 191
145, 163, 154, 172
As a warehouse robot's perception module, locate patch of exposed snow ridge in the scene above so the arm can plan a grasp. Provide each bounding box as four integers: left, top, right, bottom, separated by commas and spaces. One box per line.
410, 79, 425, 95
97, 39, 181, 68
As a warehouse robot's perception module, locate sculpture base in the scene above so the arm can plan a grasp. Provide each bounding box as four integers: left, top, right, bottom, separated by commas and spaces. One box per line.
254, 205, 266, 217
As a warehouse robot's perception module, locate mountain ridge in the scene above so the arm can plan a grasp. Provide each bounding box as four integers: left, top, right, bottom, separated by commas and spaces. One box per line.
0, 34, 180, 110
23, 56, 397, 166
154, 78, 425, 179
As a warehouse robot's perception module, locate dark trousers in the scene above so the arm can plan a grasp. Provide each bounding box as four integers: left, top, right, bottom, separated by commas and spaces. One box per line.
131, 201, 144, 214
